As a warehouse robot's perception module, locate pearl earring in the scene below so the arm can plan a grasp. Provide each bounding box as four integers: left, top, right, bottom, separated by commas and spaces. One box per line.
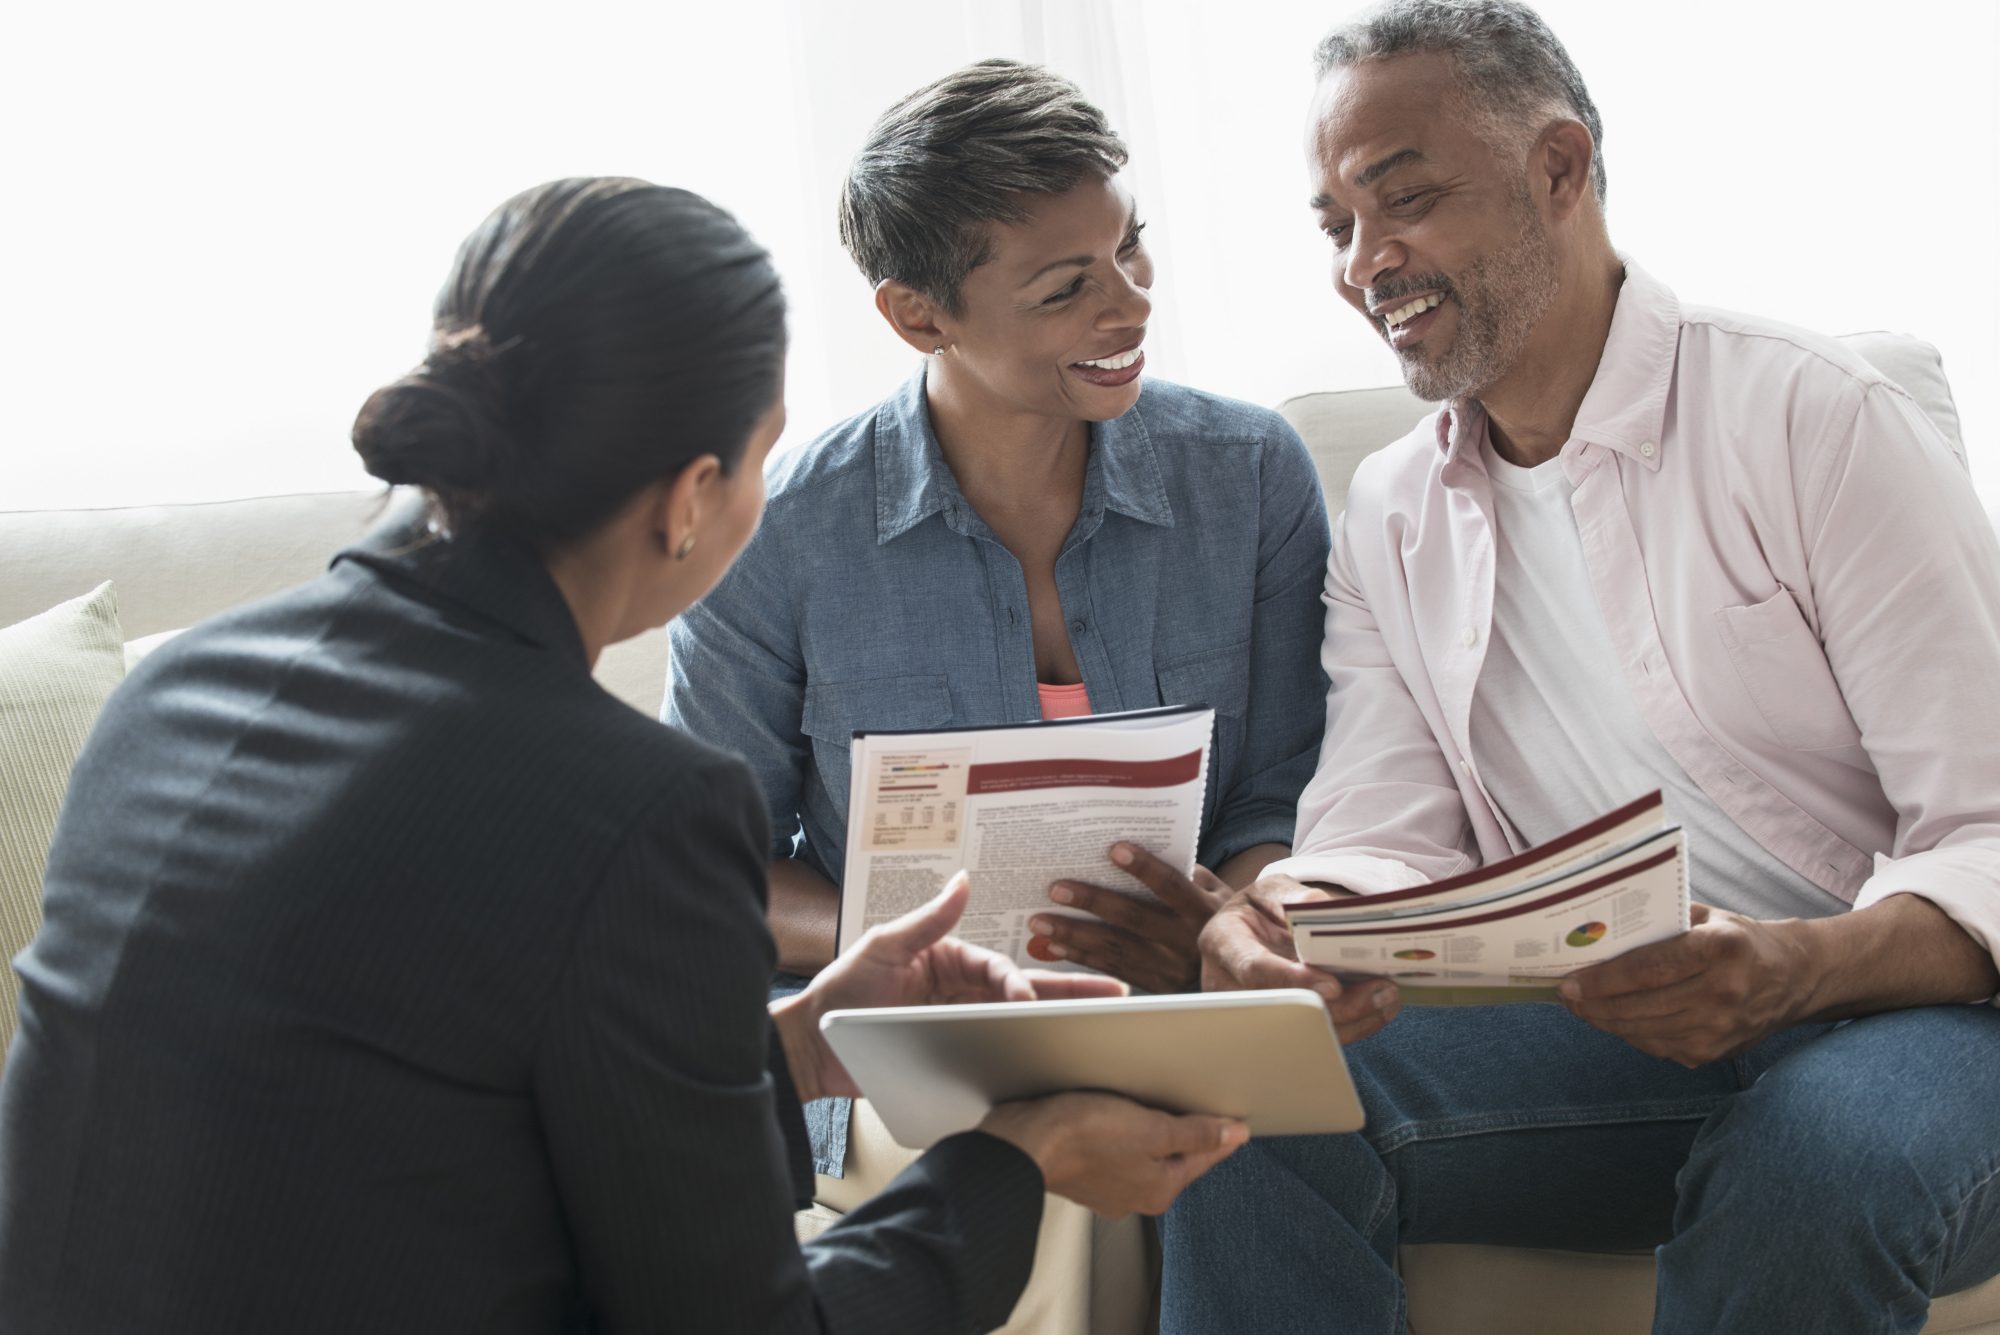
675, 534, 696, 560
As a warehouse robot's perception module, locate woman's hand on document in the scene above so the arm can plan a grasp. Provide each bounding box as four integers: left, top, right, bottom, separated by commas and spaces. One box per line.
1028, 843, 1233, 993
1199, 874, 1403, 1045
771, 873, 1125, 1102
980, 1093, 1249, 1220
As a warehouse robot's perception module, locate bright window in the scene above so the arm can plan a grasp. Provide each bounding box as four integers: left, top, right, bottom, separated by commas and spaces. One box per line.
5, 1, 1995, 517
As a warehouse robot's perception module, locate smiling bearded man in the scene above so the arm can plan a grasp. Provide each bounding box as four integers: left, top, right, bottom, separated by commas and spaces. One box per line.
1367, 177, 1557, 403
1155, 2, 2000, 1334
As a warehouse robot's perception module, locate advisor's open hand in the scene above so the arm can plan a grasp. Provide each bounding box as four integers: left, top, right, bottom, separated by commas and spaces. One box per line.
773, 873, 1127, 1100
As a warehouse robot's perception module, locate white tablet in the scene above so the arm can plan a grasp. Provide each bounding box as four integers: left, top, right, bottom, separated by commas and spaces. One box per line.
817, 988, 1364, 1150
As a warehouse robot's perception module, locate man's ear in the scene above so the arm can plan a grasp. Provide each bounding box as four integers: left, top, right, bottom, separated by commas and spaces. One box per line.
874, 280, 952, 356
1534, 118, 1598, 223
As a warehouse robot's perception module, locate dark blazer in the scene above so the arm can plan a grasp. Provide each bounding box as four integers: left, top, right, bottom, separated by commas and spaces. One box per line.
0, 513, 1042, 1334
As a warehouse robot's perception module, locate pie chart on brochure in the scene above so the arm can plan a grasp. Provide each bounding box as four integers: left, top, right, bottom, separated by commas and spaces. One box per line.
1565, 921, 1608, 948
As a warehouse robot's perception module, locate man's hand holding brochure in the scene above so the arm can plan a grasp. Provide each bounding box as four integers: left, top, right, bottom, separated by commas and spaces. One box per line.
1281, 790, 1692, 1006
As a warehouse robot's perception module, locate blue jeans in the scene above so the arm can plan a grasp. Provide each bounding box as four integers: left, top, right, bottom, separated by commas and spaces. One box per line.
1159, 1003, 2000, 1334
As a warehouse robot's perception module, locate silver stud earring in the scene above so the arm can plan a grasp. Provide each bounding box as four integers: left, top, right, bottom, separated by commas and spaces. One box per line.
932, 345, 946, 357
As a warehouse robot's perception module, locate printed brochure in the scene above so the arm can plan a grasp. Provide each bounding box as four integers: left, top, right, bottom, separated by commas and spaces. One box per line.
1283, 791, 1690, 1004
837, 705, 1213, 972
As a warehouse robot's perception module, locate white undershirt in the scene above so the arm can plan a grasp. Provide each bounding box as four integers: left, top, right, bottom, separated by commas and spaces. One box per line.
1468, 436, 1839, 921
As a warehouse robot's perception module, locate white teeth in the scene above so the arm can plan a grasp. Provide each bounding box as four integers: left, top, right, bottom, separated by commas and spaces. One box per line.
1078, 347, 1143, 370
1382, 293, 1444, 329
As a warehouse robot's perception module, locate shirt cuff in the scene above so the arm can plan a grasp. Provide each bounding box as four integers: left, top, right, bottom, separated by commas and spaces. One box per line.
1853, 844, 2000, 1007
1258, 851, 1431, 897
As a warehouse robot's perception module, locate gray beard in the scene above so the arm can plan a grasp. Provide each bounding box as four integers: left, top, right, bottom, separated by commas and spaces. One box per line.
1398, 197, 1559, 403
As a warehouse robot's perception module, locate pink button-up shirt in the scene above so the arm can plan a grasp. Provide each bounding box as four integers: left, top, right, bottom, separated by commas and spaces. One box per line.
1270, 262, 2000, 977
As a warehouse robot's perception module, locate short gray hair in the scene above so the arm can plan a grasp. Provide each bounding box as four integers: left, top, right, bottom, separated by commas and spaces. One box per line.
838, 59, 1129, 313
1317, 0, 1607, 204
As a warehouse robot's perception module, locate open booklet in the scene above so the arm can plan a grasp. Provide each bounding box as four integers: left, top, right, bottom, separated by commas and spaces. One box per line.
836, 705, 1214, 971
1283, 791, 1690, 1005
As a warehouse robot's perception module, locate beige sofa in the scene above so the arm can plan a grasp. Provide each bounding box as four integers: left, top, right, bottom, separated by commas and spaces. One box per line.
3, 342, 1997, 1332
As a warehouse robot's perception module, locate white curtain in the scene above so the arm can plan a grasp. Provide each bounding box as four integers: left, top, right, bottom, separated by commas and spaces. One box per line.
4, 0, 1995, 516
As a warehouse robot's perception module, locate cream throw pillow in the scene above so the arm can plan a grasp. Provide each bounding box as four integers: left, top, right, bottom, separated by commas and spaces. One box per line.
0, 582, 126, 1053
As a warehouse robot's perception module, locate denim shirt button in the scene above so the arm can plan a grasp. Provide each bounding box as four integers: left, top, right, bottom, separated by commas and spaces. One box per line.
1071, 620, 1087, 634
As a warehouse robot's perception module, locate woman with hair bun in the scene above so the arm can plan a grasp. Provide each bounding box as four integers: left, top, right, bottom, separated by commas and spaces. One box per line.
0, 176, 1245, 1334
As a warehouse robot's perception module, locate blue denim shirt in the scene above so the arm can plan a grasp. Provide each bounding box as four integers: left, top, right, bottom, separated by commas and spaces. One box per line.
665, 370, 1331, 1172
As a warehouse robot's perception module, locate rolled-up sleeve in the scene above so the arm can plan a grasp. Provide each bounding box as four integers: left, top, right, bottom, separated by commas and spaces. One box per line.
1806, 382, 2000, 989
665, 532, 812, 862
1201, 425, 1333, 868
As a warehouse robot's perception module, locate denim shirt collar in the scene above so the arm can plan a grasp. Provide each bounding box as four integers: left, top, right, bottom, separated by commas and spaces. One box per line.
873, 366, 1175, 545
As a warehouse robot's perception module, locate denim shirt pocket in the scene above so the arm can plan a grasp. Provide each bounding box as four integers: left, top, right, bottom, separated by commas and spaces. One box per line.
1713, 591, 1863, 751
800, 674, 955, 817
1156, 640, 1252, 835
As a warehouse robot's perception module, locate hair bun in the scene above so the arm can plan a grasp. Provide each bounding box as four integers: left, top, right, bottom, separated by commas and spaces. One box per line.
351, 324, 519, 504
350, 178, 786, 544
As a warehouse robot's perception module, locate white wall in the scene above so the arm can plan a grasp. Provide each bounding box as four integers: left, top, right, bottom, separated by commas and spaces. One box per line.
1052, 0, 2000, 514
4, 0, 1995, 516
1, 0, 817, 508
